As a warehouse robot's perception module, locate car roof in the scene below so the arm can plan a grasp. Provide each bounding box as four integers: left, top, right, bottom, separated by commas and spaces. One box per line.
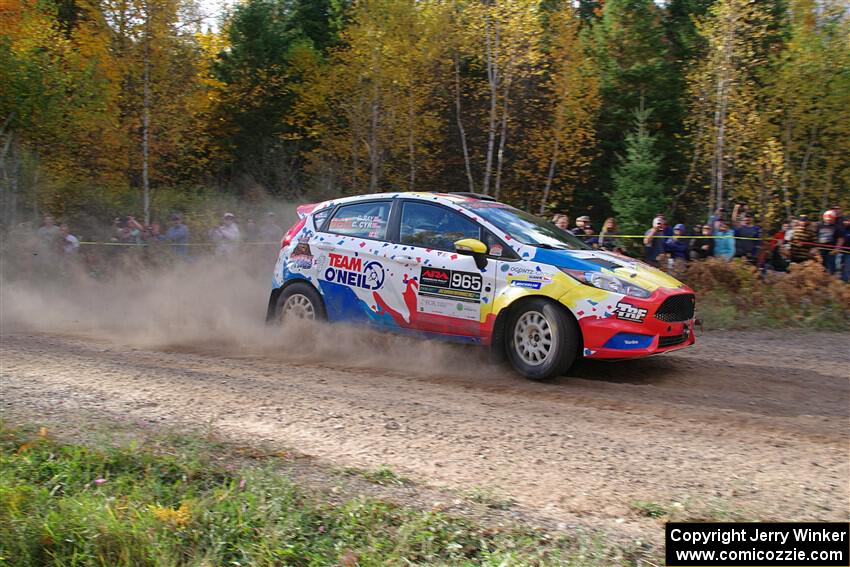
313, 191, 491, 211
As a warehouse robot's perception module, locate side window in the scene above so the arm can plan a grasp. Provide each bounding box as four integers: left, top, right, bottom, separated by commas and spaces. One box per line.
482, 229, 517, 259
313, 207, 333, 230
400, 202, 480, 251
327, 201, 390, 240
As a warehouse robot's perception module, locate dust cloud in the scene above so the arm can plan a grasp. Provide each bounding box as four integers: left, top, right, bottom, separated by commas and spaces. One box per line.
0, 251, 505, 380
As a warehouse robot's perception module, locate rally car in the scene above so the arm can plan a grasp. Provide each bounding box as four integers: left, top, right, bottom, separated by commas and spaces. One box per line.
267, 192, 696, 380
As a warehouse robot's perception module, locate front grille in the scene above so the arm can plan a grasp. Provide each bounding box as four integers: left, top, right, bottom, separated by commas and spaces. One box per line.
658, 333, 687, 348
654, 293, 695, 322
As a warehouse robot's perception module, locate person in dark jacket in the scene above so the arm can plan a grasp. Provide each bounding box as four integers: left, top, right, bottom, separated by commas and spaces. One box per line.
691, 224, 714, 260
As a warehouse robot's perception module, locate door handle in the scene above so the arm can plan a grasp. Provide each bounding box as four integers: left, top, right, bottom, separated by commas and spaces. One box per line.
396, 255, 420, 264
315, 243, 334, 251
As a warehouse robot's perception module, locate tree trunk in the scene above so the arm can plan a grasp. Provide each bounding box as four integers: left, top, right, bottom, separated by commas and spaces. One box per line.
482, 12, 499, 195
795, 125, 817, 215
368, 92, 381, 192
712, 9, 734, 211
781, 114, 793, 220
453, 56, 475, 193
408, 100, 416, 191
540, 138, 559, 215
493, 77, 511, 201
142, 5, 152, 225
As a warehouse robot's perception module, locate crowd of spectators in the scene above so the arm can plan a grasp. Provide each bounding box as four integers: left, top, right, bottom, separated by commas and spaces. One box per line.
8, 204, 849, 284
552, 204, 849, 282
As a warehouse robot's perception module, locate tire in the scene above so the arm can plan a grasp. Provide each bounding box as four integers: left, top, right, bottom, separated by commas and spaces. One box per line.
274, 282, 326, 323
505, 298, 578, 380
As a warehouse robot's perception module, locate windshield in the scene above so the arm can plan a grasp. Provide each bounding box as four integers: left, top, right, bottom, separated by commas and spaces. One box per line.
462, 202, 590, 250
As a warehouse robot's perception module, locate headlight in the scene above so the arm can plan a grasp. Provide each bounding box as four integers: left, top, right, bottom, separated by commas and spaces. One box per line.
561, 269, 652, 299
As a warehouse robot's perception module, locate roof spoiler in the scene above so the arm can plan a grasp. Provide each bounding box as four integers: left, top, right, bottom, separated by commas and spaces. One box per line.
296, 203, 319, 219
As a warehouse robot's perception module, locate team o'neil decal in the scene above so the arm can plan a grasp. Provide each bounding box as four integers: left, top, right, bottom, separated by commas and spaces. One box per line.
324, 253, 385, 290
614, 301, 648, 323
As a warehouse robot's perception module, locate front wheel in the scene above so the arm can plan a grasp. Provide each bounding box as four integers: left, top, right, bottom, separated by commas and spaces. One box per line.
505, 299, 578, 380
274, 282, 326, 323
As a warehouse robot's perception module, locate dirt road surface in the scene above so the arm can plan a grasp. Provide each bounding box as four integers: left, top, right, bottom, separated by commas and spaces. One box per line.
2, 327, 848, 546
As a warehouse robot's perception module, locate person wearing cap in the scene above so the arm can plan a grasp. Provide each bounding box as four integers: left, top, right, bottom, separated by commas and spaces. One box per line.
259, 212, 284, 242
643, 216, 667, 265
731, 204, 761, 263
573, 215, 591, 234
211, 212, 241, 257
665, 224, 690, 261
163, 212, 190, 257
815, 209, 844, 275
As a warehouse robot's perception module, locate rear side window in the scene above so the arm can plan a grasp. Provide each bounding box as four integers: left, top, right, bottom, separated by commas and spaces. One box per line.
312, 207, 333, 230
327, 201, 391, 240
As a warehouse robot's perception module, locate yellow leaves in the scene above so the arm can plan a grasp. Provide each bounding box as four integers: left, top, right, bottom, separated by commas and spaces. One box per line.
150, 502, 192, 528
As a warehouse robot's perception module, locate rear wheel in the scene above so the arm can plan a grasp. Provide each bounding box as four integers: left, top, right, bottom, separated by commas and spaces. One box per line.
505, 298, 577, 380
275, 282, 326, 323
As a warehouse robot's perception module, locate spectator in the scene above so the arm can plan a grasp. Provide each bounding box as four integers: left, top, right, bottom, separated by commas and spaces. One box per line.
762, 220, 791, 272
708, 206, 727, 231
244, 217, 259, 241
643, 217, 667, 265
597, 217, 622, 252
573, 215, 591, 234
731, 205, 761, 262
211, 212, 241, 256
691, 224, 715, 260
789, 215, 817, 263
551, 213, 570, 232
163, 213, 190, 257
124, 216, 145, 245
665, 224, 690, 263
59, 224, 80, 255
36, 215, 60, 246
841, 216, 850, 283
815, 209, 843, 275
259, 212, 284, 242
581, 226, 597, 248
714, 220, 735, 260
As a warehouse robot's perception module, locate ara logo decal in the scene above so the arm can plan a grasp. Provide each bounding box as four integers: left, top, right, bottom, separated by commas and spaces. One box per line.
421, 269, 450, 285
614, 302, 648, 323
325, 253, 385, 290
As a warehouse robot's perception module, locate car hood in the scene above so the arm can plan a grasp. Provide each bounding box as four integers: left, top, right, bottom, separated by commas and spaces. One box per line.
531, 248, 688, 293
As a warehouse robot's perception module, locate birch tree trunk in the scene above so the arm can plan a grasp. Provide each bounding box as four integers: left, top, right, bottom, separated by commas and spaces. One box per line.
453, 56, 475, 193
482, 13, 499, 195
493, 77, 511, 201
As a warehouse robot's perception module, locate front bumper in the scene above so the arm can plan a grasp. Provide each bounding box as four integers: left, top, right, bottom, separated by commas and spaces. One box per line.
576, 288, 697, 359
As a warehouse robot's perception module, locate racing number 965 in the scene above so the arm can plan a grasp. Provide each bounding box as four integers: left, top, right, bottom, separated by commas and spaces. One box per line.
452, 272, 482, 291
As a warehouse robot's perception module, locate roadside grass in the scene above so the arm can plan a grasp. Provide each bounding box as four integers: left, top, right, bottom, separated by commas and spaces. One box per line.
464, 486, 515, 511
0, 424, 632, 566
682, 259, 849, 331
343, 465, 410, 487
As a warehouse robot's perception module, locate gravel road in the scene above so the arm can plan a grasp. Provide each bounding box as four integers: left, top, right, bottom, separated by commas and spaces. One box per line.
2, 326, 847, 544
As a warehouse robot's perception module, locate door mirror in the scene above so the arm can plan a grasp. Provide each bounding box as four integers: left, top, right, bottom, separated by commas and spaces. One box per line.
454, 238, 488, 270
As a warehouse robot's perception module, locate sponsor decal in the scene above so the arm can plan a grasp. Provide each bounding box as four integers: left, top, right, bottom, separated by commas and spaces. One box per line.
510, 280, 542, 289
417, 296, 480, 321
287, 242, 314, 271
615, 302, 648, 323
489, 244, 503, 257
416, 267, 483, 320
324, 253, 385, 290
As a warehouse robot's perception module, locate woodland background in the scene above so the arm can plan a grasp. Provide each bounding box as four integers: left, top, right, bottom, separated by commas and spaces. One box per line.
1, 0, 848, 235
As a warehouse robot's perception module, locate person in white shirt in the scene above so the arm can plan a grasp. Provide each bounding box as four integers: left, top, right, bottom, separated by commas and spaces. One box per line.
211, 212, 241, 256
